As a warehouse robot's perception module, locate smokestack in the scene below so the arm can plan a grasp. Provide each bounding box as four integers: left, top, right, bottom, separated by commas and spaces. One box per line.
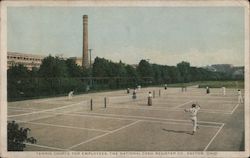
82, 15, 89, 68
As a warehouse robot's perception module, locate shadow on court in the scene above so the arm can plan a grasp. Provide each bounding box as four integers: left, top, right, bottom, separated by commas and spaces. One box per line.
162, 128, 193, 135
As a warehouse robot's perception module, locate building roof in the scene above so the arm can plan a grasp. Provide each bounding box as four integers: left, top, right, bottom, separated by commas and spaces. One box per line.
8, 52, 45, 59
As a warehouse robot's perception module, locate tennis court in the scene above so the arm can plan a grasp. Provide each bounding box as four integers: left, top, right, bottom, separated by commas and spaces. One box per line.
7, 86, 244, 151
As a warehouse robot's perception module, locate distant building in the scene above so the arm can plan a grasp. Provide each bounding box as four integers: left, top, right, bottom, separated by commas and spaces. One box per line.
203, 65, 217, 72
7, 52, 45, 70
7, 52, 92, 70
211, 64, 233, 73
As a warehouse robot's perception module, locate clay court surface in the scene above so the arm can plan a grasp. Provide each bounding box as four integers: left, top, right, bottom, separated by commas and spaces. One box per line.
7, 86, 244, 151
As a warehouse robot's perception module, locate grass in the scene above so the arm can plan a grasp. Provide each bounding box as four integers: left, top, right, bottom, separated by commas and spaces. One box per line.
165, 80, 244, 89
197, 80, 244, 88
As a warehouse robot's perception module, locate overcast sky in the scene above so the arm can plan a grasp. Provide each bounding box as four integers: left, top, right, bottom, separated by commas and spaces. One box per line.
7, 7, 245, 66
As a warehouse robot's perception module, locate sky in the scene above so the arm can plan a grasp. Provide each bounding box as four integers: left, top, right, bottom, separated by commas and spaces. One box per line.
7, 6, 245, 67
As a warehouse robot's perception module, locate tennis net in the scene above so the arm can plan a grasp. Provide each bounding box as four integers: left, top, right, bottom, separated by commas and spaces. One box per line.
107, 93, 147, 105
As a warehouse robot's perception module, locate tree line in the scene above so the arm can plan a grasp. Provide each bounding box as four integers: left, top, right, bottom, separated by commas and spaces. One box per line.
7, 55, 239, 101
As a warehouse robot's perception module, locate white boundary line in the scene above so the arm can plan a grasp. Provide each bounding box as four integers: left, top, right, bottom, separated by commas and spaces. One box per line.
15, 120, 111, 133
68, 120, 141, 150
230, 103, 240, 114
8, 101, 88, 117
106, 105, 233, 115
108, 105, 182, 111
8, 107, 37, 110
166, 96, 238, 101
173, 100, 193, 108
203, 123, 225, 151
24, 143, 67, 151
72, 111, 223, 126
31, 111, 138, 122
150, 98, 236, 104
140, 119, 220, 129
39, 101, 78, 105
33, 98, 65, 103
8, 108, 35, 112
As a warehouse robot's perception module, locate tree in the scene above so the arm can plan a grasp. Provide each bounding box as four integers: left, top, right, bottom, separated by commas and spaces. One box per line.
92, 57, 110, 77
165, 66, 182, 83
137, 60, 153, 78
38, 55, 68, 77
109, 60, 127, 77
65, 58, 82, 77
7, 65, 31, 100
29, 67, 39, 78
177, 61, 191, 83
161, 66, 170, 83
8, 121, 36, 151
125, 65, 138, 78
7, 64, 30, 79
152, 64, 162, 84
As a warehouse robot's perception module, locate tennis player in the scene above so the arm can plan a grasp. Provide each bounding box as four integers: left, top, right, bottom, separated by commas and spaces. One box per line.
206, 86, 210, 94
127, 88, 130, 94
68, 90, 74, 99
238, 89, 243, 104
184, 103, 201, 135
132, 88, 137, 99
148, 91, 152, 106
164, 84, 167, 90
222, 87, 226, 96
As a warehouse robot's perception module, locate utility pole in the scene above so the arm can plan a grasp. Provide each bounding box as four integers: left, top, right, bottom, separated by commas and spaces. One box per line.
89, 49, 93, 68
88, 49, 93, 87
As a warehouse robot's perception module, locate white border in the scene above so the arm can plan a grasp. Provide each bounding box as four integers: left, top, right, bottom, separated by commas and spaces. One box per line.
0, 0, 249, 158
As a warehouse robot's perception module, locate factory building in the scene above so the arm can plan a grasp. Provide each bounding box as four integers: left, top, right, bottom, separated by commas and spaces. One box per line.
7, 52, 44, 70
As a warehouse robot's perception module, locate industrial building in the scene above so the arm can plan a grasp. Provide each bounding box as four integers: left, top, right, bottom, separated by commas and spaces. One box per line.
7, 52, 45, 70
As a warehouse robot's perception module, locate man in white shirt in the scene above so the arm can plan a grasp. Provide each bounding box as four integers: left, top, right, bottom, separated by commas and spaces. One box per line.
238, 89, 243, 104
184, 103, 201, 135
222, 87, 226, 96
68, 90, 74, 99
137, 85, 141, 90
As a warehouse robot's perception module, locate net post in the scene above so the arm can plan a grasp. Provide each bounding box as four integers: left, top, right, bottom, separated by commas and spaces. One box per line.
90, 98, 93, 111
153, 90, 155, 98
104, 97, 107, 108
159, 89, 161, 97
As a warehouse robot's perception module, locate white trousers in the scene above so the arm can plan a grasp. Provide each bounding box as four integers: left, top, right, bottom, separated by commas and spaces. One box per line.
191, 117, 197, 132
68, 94, 73, 99
238, 96, 243, 103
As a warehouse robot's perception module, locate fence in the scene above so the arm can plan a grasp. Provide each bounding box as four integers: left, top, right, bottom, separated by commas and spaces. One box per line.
7, 77, 153, 101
